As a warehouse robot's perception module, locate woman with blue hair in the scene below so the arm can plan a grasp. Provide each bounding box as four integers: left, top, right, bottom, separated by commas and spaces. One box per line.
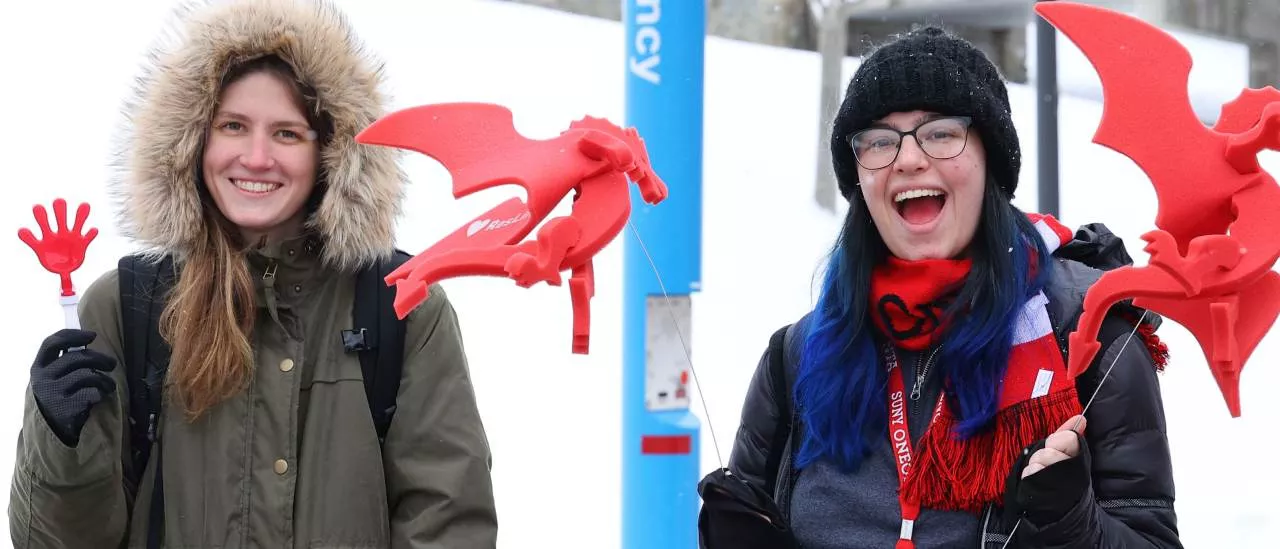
722, 26, 1181, 549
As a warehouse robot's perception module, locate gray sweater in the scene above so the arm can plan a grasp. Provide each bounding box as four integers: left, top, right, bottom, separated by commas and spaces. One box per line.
789, 345, 982, 549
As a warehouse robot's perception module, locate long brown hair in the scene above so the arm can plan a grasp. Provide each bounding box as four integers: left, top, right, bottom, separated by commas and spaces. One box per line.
160, 55, 330, 422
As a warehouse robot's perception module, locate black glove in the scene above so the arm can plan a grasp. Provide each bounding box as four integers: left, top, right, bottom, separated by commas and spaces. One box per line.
1004, 431, 1093, 527
30, 329, 118, 447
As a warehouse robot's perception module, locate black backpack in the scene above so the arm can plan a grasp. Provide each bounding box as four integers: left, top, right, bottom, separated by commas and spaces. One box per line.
696, 323, 801, 549
116, 250, 411, 548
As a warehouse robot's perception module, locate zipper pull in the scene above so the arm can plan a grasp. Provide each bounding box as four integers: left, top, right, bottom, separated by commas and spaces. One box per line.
263, 261, 278, 284
910, 346, 939, 402
262, 260, 281, 324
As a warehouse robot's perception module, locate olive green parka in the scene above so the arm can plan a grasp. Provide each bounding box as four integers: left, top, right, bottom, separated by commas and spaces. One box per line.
9, 1, 498, 547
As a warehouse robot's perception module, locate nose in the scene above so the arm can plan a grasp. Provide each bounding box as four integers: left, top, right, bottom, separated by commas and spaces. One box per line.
239, 133, 276, 171
893, 136, 929, 175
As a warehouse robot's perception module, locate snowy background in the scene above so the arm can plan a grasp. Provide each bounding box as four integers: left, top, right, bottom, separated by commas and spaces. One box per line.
1, 0, 1276, 547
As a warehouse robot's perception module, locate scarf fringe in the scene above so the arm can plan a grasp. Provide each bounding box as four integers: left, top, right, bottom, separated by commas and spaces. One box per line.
1137, 321, 1169, 371
901, 389, 1083, 513
1118, 310, 1170, 371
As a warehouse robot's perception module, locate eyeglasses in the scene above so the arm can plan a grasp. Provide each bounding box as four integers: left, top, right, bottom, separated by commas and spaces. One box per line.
848, 116, 973, 171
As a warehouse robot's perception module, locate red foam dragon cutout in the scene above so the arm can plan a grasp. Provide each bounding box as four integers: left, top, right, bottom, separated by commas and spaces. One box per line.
1037, 2, 1280, 417
355, 103, 667, 354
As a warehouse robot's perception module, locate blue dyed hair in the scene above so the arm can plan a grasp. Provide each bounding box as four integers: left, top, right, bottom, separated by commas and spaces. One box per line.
794, 176, 1053, 472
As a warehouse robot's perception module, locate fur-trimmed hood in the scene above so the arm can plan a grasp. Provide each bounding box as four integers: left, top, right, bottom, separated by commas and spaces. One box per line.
112, 0, 404, 270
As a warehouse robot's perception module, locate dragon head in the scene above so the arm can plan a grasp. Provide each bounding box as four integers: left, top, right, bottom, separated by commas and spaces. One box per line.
568, 116, 667, 205
1217, 87, 1280, 174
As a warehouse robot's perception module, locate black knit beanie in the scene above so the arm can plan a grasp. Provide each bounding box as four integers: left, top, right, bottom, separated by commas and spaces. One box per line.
831, 26, 1020, 200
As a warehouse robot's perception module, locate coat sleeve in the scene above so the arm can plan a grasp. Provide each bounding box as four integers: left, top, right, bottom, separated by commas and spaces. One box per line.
727, 325, 791, 495
1032, 312, 1181, 548
382, 283, 498, 549
8, 269, 130, 548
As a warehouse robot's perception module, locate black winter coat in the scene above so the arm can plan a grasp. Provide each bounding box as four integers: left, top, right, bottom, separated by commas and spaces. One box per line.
727, 225, 1182, 548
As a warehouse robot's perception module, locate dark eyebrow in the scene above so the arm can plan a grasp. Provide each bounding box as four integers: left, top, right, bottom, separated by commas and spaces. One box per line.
213, 110, 310, 130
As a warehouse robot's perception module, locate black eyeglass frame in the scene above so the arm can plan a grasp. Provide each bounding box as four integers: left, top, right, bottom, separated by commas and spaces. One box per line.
847, 115, 975, 171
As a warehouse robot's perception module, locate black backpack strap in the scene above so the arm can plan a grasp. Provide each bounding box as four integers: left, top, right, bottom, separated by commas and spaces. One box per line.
118, 255, 173, 494
117, 253, 175, 549
762, 323, 794, 497
346, 250, 413, 445
118, 255, 145, 498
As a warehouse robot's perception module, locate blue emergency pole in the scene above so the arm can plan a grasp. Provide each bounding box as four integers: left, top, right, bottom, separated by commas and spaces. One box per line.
622, 0, 705, 548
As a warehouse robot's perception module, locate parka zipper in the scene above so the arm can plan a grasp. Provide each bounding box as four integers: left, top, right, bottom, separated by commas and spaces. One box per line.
909, 345, 942, 420
909, 344, 942, 401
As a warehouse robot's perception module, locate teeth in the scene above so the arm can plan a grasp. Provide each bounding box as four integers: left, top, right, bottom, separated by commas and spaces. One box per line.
894, 188, 945, 203
233, 179, 280, 193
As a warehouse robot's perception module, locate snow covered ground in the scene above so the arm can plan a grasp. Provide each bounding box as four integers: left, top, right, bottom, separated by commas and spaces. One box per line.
0, 0, 1275, 547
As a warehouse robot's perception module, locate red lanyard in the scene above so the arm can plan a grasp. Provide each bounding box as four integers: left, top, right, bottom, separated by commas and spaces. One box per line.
883, 343, 945, 549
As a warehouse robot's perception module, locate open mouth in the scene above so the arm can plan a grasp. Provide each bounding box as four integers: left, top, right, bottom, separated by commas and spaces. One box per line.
232, 179, 282, 195
894, 188, 947, 226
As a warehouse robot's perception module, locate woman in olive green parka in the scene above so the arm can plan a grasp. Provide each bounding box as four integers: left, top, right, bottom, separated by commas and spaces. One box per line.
8, 1, 499, 547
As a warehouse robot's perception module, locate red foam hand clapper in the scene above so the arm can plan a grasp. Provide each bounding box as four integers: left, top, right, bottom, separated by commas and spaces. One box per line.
355, 103, 668, 354
19, 199, 98, 298
19, 198, 98, 330
1037, 2, 1280, 417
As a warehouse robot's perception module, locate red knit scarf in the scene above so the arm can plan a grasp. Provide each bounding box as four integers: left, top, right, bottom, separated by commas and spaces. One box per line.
869, 257, 971, 351
867, 214, 1085, 513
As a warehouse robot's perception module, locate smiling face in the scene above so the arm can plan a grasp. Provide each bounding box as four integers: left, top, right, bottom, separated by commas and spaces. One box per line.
202, 70, 319, 244
854, 110, 987, 261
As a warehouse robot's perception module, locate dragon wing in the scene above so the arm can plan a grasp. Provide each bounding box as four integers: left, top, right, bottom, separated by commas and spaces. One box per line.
355, 102, 539, 197
358, 102, 614, 219
1035, 2, 1237, 243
